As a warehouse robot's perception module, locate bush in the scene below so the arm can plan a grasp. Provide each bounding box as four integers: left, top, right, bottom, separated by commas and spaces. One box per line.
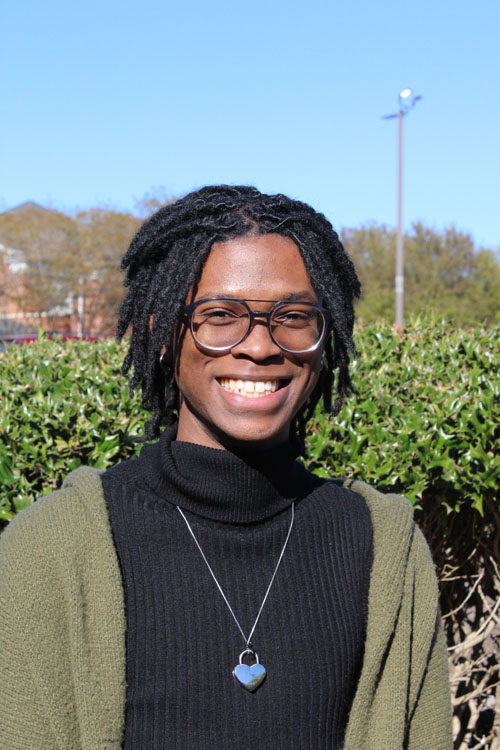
1, 319, 499, 748
305, 317, 499, 511
0, 335, 143, 524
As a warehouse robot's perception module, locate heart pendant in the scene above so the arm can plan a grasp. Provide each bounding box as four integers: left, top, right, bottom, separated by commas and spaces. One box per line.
233, 662, 267, 692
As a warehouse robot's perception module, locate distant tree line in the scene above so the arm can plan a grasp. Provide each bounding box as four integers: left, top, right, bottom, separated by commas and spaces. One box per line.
343, 223, 500, 326
0, 204, 141, 335
0, 195, 498, 334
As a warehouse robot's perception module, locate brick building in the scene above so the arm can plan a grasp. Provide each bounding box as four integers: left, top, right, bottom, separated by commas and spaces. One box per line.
0, 202, 116, 338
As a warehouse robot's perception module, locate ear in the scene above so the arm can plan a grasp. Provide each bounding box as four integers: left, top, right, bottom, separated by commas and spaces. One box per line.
159, 345, 173, 370
152, 315, 174, 369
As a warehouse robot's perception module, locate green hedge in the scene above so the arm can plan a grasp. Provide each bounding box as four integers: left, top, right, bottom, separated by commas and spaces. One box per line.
305, 316, 499, 516
1, 318, 499, 527
0, 336, 143, 524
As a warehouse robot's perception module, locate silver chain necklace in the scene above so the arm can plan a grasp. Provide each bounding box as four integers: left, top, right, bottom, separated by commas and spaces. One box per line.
176, 503, 295, 692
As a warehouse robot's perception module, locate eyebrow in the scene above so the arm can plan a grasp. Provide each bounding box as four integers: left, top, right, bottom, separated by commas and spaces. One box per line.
197, 291, 319, 302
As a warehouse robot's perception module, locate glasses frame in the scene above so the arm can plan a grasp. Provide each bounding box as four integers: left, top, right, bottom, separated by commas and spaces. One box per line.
182, 297, 331, 354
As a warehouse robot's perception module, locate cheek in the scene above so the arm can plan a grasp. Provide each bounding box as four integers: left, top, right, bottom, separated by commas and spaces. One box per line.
174, 342, 199, 396
295, 354, 323, 404
305, 366, 322, 400
175, 337, 224, 395
305, 349, 324, 379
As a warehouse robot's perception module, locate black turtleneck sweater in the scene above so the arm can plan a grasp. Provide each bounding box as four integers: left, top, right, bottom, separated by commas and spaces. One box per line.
102, 426, 373, 750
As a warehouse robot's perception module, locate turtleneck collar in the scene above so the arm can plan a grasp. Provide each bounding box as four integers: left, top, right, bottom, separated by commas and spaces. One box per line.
139, 424, 321, 524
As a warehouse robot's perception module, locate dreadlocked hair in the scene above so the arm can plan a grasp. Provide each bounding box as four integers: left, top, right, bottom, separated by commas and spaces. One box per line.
117, 185, 361, 452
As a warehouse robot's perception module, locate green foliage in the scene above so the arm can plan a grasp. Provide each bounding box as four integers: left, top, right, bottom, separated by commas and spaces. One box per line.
1, 319, 498, 529
0, 335, 143, 525
305, 315, 499, 516
0, 203, 140, 335
342, 222, 500, 326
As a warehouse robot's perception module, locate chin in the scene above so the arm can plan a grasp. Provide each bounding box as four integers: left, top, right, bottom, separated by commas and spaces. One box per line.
177, 397, 295, 451
212, 419, 291, 450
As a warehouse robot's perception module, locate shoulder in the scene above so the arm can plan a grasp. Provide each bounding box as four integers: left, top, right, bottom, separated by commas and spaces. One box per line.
338, 478, 415, 539
100, 450, 146, 488
0, 466, 124, 640
0, 467, 108, 572
298, 470, 373, 524
339, 478, 413, 516
314, 476, 414, 536
338, 479, 436, 582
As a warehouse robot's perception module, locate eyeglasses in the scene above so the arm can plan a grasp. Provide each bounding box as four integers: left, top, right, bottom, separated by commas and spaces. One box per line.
182, 298, 330, 354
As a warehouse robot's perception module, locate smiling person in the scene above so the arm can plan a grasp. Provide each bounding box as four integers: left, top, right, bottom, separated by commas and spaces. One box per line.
0, 186, 452, 750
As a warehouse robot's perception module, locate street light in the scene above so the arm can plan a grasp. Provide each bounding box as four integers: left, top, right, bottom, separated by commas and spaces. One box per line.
383, 88, 422, 326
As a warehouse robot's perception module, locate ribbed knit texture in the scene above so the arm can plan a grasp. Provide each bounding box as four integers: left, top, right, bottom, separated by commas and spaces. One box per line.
101, 426, 373, 750
0, 463, 453, 750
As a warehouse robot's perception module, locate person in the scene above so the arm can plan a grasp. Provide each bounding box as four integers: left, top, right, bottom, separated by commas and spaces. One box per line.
0, 185, 452, 750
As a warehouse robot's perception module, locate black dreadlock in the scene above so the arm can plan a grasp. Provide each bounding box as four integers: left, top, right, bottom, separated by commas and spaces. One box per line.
117, 185, 361, 450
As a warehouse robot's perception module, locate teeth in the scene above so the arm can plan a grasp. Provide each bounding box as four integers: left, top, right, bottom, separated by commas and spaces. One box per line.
219, 379, 280, 397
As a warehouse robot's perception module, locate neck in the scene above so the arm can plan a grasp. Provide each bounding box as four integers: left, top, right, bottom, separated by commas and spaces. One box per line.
140, 424, 322, 524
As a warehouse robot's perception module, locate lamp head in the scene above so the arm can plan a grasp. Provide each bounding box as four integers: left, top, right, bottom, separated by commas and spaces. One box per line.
398, 88, 422, 114
399, 88, 413, 100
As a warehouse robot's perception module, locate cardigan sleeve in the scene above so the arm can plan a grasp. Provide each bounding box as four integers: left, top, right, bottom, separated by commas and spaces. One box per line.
343, 481, 453, 750
0, 500, 71, 750
0, 469, 126, 750
405, 530, 453, 750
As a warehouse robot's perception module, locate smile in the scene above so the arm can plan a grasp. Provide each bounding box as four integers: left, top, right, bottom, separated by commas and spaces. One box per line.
217, 378, 287, 398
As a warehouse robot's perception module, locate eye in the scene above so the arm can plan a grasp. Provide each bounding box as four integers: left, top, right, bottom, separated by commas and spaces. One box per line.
273, 308, 314, 325
203, 309, 237, 318
282, 311, 309, 320
194, 304, 245, 324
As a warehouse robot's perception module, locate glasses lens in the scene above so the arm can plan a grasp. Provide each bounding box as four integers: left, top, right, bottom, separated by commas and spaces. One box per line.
270, 303, 325, 352
191, 299, 249, 349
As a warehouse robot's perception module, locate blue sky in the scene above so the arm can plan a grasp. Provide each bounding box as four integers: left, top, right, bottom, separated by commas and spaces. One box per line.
2, 0, 499, 248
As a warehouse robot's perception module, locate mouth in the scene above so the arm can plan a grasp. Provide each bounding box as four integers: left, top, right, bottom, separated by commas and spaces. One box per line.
217, 378, 290, 399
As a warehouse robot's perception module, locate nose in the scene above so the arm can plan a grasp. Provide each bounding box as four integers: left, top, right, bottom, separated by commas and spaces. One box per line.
230, 318, 283, 361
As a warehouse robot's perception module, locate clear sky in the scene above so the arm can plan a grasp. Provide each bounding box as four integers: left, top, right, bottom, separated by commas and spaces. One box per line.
2, 0, 499, 248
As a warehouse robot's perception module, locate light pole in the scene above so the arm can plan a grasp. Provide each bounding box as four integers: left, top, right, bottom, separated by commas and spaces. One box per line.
383, 88, 422, 327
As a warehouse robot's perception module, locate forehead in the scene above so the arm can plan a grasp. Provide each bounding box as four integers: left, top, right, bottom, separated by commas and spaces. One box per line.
193, 233, 318, 302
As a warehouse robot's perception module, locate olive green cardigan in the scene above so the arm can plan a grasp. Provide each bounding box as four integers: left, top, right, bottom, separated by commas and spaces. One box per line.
0, 468, 453, 749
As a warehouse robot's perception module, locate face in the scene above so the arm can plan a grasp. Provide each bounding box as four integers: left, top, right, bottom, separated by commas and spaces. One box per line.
174, 233, 325, 450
